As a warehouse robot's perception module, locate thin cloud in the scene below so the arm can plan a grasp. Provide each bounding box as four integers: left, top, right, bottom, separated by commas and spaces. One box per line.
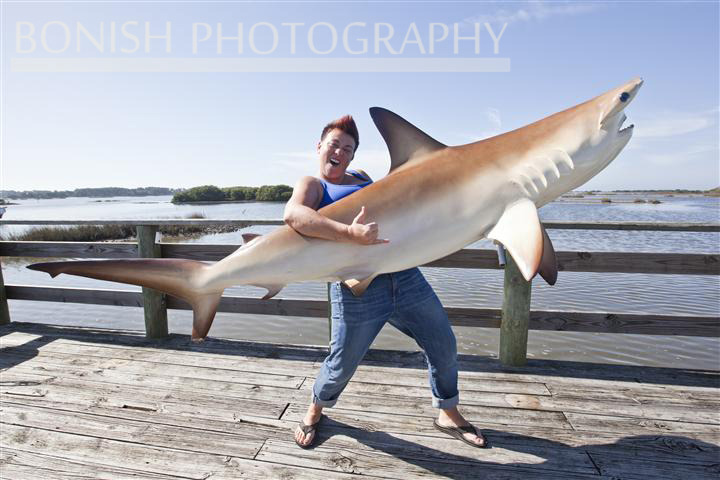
466, 1, 600, 26
638, 143, 718, 167
634, 108, 717, 138
453, 107, 503, 142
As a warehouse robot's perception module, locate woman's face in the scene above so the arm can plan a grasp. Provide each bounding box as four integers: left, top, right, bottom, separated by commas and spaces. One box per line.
317, 128, 356, 183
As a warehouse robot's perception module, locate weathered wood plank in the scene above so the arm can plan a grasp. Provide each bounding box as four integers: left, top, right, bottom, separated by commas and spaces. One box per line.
583, 434, 720, 469
564, 411, 720, 434
0, 371, 290, 440
298, 380, 719, 425
0, 372, 289, 422
587, 451, 720, 479
1, 424, 377, 480
4, 240, 718, 274
1, 403, 265, 459
161, 242, 238, 260
545, 383, 720, 408
0, 219, 284, 226
0, 448, 192, 480
6, 286, 718, 336
282, 401, 573, 431
348, 348, 719, 387
0, 241, 138, 258
542, 221, 720, 232
2, 219, 716, 232
2, 357, 309, 408
257, 438, 600, 479
554, 251, 720, 275
347, 371, 552, 396
525, 310, 720, 336
0, 423, 234, 480
2, 351, 306, 389
0, 334, 321, 377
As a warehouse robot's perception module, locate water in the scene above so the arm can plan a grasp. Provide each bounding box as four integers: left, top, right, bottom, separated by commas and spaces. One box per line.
2, 194, 719, 370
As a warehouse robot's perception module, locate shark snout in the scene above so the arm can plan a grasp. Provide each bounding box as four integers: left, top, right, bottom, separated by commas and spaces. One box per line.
601, 77, 643, 131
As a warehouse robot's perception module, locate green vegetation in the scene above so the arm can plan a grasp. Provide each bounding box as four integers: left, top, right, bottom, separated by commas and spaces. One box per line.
2, 186, 176, 200
172, 185, 226, 203
172, 184, 293, 203
0, 213, 240, 242
705, 187, 720, 197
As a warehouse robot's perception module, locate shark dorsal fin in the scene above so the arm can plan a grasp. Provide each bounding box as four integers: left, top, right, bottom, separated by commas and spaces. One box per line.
370, 107, 446, 174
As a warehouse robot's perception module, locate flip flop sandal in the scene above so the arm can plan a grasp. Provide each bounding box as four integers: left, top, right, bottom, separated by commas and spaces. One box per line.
433, 419, 490, 448
295, 415, 323, 449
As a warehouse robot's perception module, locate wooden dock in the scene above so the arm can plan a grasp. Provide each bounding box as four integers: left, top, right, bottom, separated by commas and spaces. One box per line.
1, 322, 718, 479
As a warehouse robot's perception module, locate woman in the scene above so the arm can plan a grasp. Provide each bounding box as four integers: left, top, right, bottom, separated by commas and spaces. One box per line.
283, 115, 487, 449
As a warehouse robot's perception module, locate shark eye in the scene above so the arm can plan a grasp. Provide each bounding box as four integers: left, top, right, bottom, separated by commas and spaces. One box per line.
619, 92, 630, 102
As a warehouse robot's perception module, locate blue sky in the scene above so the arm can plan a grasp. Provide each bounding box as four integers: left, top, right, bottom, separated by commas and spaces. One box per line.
1, 1, 718, 191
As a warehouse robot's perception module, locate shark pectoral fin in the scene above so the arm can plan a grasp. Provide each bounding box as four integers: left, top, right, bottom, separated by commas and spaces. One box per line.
259, 284, 284, 300
343, 275, 377, 296
538, 224, 558, 286
369, 107, 446, 174
241, 233, 261, 245
487, 198, 543, 282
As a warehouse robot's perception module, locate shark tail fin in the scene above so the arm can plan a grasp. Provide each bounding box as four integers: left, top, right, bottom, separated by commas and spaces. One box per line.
27, 259, 224, 341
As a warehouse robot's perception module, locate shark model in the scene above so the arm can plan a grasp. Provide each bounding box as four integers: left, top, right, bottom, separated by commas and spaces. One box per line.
29, 78, 643, 341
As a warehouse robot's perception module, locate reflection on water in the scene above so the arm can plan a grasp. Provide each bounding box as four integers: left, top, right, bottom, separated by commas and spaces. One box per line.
2, 195, 719, 370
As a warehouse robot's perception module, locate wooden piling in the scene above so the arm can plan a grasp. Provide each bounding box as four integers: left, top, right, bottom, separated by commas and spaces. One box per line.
499, 253, 532, 366
136, 226, 168, 338
0, 260, 10, 325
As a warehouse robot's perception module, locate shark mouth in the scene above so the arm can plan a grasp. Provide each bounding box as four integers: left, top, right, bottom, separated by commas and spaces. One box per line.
618, 113, 634, 134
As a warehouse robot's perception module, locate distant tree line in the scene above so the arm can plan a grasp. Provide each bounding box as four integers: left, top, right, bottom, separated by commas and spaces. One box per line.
2, 187, 177, 200
172, 185, 293, 203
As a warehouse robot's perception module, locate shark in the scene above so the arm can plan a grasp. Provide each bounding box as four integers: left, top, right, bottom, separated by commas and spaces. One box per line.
28, 77, 643, 341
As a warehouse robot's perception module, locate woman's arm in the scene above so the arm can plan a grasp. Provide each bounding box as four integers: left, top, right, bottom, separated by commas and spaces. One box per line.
283, 176, 388, 245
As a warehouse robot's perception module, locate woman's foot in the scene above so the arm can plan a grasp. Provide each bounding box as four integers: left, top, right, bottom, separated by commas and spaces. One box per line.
436, 407, 487, 447
294, 405, 323, 448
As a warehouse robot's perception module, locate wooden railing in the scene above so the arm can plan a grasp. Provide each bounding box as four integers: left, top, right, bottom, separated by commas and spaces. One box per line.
1, 219, 718, 366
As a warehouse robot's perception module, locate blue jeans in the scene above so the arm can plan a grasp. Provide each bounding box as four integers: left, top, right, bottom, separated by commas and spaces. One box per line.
312, 267, 459, 409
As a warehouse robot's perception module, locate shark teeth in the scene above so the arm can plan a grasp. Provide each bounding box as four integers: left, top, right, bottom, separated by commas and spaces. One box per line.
617, 113, 634, 133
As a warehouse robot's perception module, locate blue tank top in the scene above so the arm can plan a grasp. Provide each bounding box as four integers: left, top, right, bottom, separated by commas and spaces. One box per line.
318, 170, 372, 208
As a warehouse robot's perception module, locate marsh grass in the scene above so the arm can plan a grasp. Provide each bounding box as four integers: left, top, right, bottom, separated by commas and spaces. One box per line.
1, 213, 240, 242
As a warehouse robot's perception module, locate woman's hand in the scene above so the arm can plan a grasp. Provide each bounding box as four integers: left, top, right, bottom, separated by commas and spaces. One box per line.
347, 206, 390, 245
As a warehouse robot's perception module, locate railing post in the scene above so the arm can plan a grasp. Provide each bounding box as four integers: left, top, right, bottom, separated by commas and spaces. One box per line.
0, 260, 11, 325
499, 253, 532, 366
137, 225, 168, 338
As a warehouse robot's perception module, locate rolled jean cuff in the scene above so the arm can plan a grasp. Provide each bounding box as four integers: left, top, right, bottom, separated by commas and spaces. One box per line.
432, 393, 459, 409
311, 391, 338, 408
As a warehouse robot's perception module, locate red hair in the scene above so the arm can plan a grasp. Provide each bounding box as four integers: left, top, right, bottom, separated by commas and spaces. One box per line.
320, 115, 359, 152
